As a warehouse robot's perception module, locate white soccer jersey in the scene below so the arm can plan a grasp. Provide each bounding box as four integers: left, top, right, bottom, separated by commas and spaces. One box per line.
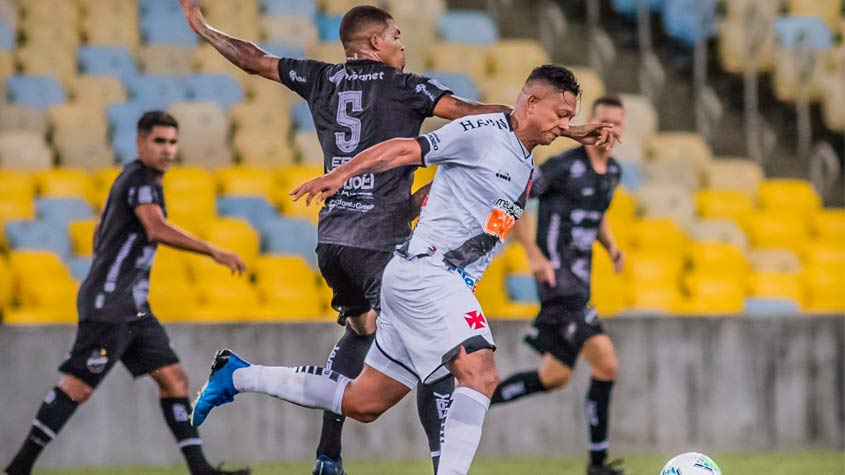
407, 112, 534, 284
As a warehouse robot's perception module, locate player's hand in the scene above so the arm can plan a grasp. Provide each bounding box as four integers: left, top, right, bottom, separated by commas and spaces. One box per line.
531, 254, 557, 288
563, 123, 621, 149
178, 0, 206, 34
212, 248, 246, 275
290, 173, 344, 206
610, 247, 625, 274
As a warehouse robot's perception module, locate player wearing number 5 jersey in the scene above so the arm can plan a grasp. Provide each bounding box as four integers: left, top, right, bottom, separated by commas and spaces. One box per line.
189, 65, 621, 475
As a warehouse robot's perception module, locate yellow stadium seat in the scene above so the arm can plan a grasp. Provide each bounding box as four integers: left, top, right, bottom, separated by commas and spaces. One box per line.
9, 250, 71, 283
16, 45, 78, 87
70, 75, 127, 108
605, 187, 636, 225
55, 139, 115, 172
636, 183, 695, 229
748, 212, 808, 253
0, 169, 36, 246
630, 218, 688, 257
90, 167, 121, 208
566, 67, 606, 125
812, 208, 845, 242
78, 0, 136, 17
641, 156, 701, 191
750, 271, 804, 307
820, 71, 844, 132
201, 218, 260, 269
0, 131, 54, 171
152, 246, 192, 282
82, 14, 140, 51
306, 42, 346, 64
688, 241, 748, 276
427, 42, 488, 83
203, 8, 259, 40
503, 243, 531, 274
20, 0, 79, 22
412, 162, 436, 193
772, 48, 826, 103
255, 254, 315, 282
718, 16, 777, 74
262, 16, 319, 48
148, 277, 200, 322
162, 166, 217, 234
682, 272, 746, 315
34, 168, 94, 200
0, 50, 13, 80
216, 166, 276, 199
645, 132, 713, 176
139, 45, 194, 75
229, 102, 292, 134
48, 104, 109, 146
533, 137, 580, 165
242, 74, 301, 105
802, 241, 845, 272
486, 40, 551, 83
257, 278, 323, 319
386, 0, 446, 18
68, 219, 96, 257
787, 0, 842, 31
294, 131, 324, 165
0, 105, 47, 135
749, 248, 802, 274
706, 158, 763, 199
804, 266, 845, 312
3, 306, 78, 325
477, 79, 524, 106
320, 0, 373, 14
0, 255, 13, 309
233, 130, 296, 169
619, 94, 658, 142
689, 219, 748, 250
19, 18, 80, 51
757, 179, 821, 216
18, 277, 78, 310
591, 277, 630, 317
195, 279, 262, 321
625, 251, 683, 286
695, 189, 754, 231
168, 102, 232, 170
194, 45, 248, 81
630, 283, 683, 314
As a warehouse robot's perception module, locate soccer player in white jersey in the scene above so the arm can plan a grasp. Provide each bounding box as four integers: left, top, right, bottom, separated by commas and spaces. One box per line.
190, 65, 620, 475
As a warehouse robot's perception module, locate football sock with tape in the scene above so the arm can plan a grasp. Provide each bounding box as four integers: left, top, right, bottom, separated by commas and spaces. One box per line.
316, 328, 375, 461
161, 397, 213, 475
416, 376, 455, 472
5, 387, 78, 475
437, 387, 490, 475
233, 364, 350, 415
586, 379, 614, 467
490, 370, 545, 405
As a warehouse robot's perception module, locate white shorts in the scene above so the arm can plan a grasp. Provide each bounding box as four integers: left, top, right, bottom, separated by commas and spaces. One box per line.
364, 256, 496, 388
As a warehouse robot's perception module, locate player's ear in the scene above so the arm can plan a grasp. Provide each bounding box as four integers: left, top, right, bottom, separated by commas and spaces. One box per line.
369, 33, 381, 51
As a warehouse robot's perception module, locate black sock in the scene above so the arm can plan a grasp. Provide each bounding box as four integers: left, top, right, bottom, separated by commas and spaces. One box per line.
161, 397, 212, 475
6, 387, 79, 475
586, 379, 614, 467
316, 327, 375, 461
490, 370, 546, 405
416, 376, 455, 473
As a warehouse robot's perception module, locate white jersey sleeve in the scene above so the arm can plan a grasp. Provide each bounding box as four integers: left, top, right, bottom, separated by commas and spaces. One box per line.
416, 115, 509, 167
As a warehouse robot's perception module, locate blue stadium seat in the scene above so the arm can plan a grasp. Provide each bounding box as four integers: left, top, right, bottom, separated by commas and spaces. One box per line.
0, 19, 14, 50
611, 0, 665, 16
78, 46, 138, 84
661, 0, 716, 47
775, 16, 833, 50
424, 71, 479, 102
5, 76, 65, 111
744, 298, 800, 317
506, 275, 538, 303
140, 13, 198, 46
184, 74, 244, 111
68, 256, 92, 282
317, 15, 343, 43
127, 75, 187, 110
437, 11, 499, 46
291, 100, 315, 131
36, 198, 94, 226
5, 220, 73, 258
261, 0, 318, 17
619, 161, 642, 191
113, 133, 138, 164
260, 43, 307, 59
107, 101, 149, 134
260, 216, 318, 265
217, 196, 277, 232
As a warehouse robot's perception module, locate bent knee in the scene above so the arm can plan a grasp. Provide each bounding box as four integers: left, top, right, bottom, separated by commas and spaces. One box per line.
59, 378, 94, 403
346, 403, 386, 423
542, 372, 571, 391
593, 359, 619, 381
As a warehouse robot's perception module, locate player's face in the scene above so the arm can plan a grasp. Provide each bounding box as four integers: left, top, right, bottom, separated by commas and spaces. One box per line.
378, 20, 406, 71
137, 126, 178, 174
532, 90, 578, 146
590, 104, 625, 152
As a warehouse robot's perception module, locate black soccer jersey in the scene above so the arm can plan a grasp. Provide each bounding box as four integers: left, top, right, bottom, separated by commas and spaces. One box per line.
278, 58, 452, 252
532, 146, 621, 309
77, 160, 164, 322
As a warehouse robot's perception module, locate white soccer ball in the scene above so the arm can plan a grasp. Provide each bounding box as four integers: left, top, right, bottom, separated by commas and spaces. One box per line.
660, 452, 722, 475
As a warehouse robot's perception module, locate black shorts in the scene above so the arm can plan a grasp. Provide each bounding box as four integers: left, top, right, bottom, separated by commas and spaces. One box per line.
58, 317, 180, 388
316, 243, 393, 325
524, 303, 605, 368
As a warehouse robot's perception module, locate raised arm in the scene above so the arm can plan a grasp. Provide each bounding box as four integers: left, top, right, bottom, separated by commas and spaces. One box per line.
291, 138, 423, 205
179, 0, 281, 81
432, 95, 512, 120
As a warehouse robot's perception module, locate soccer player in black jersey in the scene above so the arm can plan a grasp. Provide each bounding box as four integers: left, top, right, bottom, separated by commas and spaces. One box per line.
179, 2, 615, 474
490, 96, 628, 475
4, 112, 249, 475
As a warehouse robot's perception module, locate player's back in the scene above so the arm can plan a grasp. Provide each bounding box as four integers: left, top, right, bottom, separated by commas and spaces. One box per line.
278, 58, 451, 251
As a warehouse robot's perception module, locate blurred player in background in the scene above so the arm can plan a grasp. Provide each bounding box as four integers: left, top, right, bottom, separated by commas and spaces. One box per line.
4, 112, 249, 475
490, 96, 628, 475
189, 65, 620, 475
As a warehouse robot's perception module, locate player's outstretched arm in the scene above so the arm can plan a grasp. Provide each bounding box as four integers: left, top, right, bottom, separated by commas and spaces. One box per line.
432, 95, 513, 120
135, 203, 246, 275
561, 123, 622, 147
291, 138, 423, 206
178, 0, 280, 81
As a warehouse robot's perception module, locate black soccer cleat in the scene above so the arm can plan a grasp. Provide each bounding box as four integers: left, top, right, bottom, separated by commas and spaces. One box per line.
313, 455, 347, 475
587, 459, 629, 475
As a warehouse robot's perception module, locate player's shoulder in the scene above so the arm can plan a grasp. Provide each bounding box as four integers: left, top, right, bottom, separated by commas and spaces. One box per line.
449, 112, 512, 136
117, 161, 158, 188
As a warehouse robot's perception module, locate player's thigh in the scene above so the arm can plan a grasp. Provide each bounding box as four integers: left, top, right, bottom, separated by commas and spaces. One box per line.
317, 244, 375, 327
342, 364, 412, 422
120, 318, 181, 383
58, 320, 133, 393
580, 333, 618, 380
538, 352, 573, 390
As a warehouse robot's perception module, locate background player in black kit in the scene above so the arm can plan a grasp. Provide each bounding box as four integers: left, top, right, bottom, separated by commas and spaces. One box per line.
4, 112, 249, 475
490, 96, 628, 475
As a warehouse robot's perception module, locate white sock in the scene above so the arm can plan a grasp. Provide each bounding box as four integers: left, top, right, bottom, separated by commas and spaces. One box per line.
232, 365, 350, 415
437, 387, 490, 475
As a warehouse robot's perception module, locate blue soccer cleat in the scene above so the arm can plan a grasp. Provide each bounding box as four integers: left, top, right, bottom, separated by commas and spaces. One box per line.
313, 455, 347, 475
191, 349, 250, 427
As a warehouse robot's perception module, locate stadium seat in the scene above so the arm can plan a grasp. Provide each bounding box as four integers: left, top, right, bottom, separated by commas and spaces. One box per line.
426, 42, 488, 84
0, 171, 36, 240
261, 16, 319, 48
748, 248, 802, 274
661, 0, 717, 47
259, 42, 307, 60
645, 132, 712, 176
629, 218, 688, 257
787, 0, 843, 31
217, 196, 277, 232
16, 44, 78, 87
152, 246, 192, 283
262, 0, 318, 16
532, 137, 580, 164
0, 255, 12, 309
291, 100, 315, 131
718, 13, 777, 74
591, 275, 631, 316
126, 75, 186, 110
619, 94, 658, 143
203, 1, 259, 39
233, 130, 296, 169
55, 139, 116, 172
15, 275, 78, 316
0, 49, 13, 81
618, 161, 643, 191
744, 297, 801, 317
70, 75, 127, 108
255, 254, 317, 284
506, 275, 538, 303
167, 102, 231, 169
139, 44, 194, 76
804, 266, 845, 312
8, 250, 71, 284
477, 78, 524, 105
68, 219, 96, 257
635, 183, 695, 229
36, 198, 94, 226
229, 102, 293, 135
195, 279, 262, 321
201, 218, 260, 269
257, 280, 324, 319
820, 69, 844, 131
183, 74, 244, 111
748, 212, 808, 252
803, 241, 845, 273
629, 283, 683, 314
77, 46, 138, 84
216, 166, 276, 199
775, 15, 833, 50
107, 101, 148, 139
5, 75, 65, 111
605, 187, 637, 225
689, 219, 748, 250
0, 131, 53, 171
305, 41, 347, 64
316, 14, 343, 42
294, 131, 324, 166
705, 158, 763, 199
149, 277, 200, 322
67, 256, 92, 282
242, 73, 301, 105
140, 12, 198, 46
5, 220, 73, 258
161, 166, 217, 233
260, 216, 318, 265
48, 104, 109, 148
757, 179, 821, 217
0, 17, 13, 51
567, 67, 607, 125
626, 251, 684, 286
194, 45, 244, 80
0, 105, 47, 135
486, 40, 551, 83
695, 189, 754, 231
82, 13, 140, 52
682, 272, 745, 314
35, 168, 94, 201
749, 271, 804, 307
641, 156, 701, 191
423, 71, 479, 102
437, 10, 498, 45
688, 241, 748, 276
610, 0, 664, 16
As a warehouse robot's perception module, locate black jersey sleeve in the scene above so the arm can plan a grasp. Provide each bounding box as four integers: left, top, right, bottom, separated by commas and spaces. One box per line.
125, 169, 163, 209
394, 73, 452, 118
531, 155, 570, 198
277, 57, 332, 101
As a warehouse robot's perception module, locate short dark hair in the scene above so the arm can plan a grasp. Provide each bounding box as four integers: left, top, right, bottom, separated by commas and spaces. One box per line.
339, 5, 393, 49
137, 111, 178, 135
592, 95, 624, 113
526, 64, 581, 97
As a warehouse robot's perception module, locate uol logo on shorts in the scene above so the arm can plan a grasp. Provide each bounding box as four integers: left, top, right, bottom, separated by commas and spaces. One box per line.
464, 310, 487, 330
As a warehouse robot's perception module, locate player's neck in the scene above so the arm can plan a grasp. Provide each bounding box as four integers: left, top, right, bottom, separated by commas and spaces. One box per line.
509, 113, 537, 152
585, 146, 610, 172
345, 49, 381, 63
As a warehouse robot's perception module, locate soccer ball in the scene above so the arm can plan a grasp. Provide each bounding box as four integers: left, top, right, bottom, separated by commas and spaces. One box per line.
660, 452, 722, 475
